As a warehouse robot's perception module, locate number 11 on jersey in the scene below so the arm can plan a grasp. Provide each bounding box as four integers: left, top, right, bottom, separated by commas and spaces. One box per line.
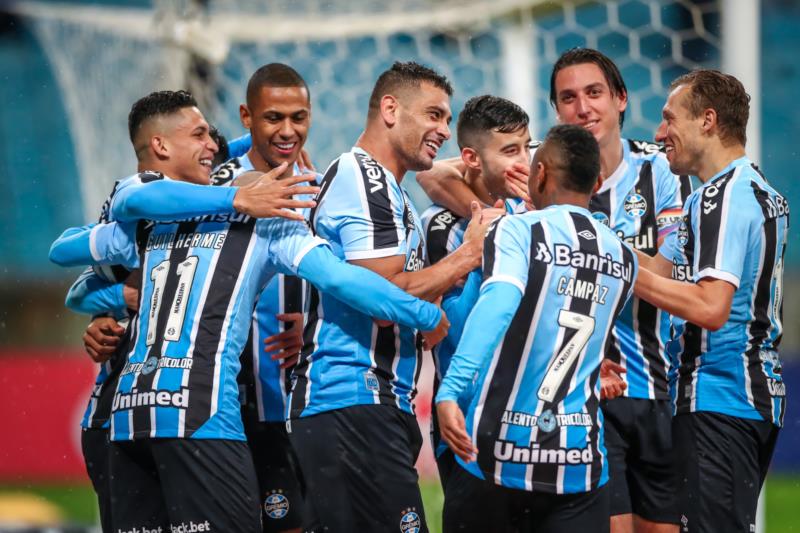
145, 256, 199, 346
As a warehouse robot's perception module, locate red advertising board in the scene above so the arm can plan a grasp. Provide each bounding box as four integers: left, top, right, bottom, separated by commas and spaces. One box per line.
0, 351, 97, 483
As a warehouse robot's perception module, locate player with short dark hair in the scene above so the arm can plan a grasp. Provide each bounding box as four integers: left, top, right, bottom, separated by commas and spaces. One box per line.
217, 62, 316, 533
421, 94, 532, 488
286, 61, 490, 533
437, 124, 637, 533
634, 69, 787, 533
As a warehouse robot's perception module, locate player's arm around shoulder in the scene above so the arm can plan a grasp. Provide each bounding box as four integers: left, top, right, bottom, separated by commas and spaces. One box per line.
415, 156, 475, 218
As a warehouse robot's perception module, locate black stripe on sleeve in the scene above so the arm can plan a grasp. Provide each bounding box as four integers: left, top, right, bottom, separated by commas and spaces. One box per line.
309, 158, 340, 236
425, 208, 461, 265
353, 151, 399, 250
696, 170, 735, 274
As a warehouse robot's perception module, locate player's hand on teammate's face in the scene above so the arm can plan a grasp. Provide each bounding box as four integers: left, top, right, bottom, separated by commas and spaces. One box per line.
297, 148, 316, 173
232, 162, 320, 221
437, 400, 477, 463
265, 312, 304, 369
421, 308, 450, 350
122, 269, 141, 312
504, 161, 531, 204
600, 359, 627, 400
83, 316, 125, 363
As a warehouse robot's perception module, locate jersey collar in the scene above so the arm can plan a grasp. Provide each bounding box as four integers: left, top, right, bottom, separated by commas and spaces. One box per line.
595, 138, 629, 195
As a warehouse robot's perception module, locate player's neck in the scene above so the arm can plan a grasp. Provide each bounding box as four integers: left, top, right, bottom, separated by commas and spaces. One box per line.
246, 147, 295, 179
356, 132, 406, 183
464, 167, 495, 207
599, 135, 624, 180
696, 143, 747, 183
541, 190, 591, 211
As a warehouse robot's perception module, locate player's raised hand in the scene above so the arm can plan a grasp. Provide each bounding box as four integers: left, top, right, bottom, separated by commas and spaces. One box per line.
265, 312, 304, 369
421, 308, 450, 350
232, 162, 320, 221
600, 359, 627, 400
504, 161, 531, 204
83, 316, 125, 363
437, 400, 477, 463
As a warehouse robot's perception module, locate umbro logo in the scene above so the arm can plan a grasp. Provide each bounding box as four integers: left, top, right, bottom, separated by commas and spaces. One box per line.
577, 230, 595, 240
534, 243, 552, 263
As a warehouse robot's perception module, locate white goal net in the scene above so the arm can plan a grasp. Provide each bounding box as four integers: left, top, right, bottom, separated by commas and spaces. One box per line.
14, 0, 725, 219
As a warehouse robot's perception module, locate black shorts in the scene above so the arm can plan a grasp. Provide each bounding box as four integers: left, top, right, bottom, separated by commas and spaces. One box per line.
243, 415, 305, 532
81, 428, 112, 533
442, 464, 609, 533
288, 404, 427, 533
109, 438, 261, 533
601, 397, 679, 523
673, 412, 779, 533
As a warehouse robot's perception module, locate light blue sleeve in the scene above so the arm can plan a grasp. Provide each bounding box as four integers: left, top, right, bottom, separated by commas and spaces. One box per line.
315, 154, 408, 260
658, 229, 679, 263
441, 268, 482, 345
227, 133, 251, 159
49, 222, 139, 268
65, 268, 127, 317
481, 215, 530, 295
297, 246, 443, 332
436, 282, 522, 403
111, 178, 237, 222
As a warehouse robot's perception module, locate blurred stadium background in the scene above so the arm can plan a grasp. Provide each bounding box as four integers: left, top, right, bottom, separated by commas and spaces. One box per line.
0, 0, 798, 530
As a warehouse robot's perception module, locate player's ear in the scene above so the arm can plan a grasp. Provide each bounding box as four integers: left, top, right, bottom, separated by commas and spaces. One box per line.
380, 94, 399, 126
461, 147, 480, 171
240, 104, 252, 129
150, 135, 168, 159
701, 107, 717, 135
592, 173, 604, 194
533, 161, 547, 193
616, 88, 628, 114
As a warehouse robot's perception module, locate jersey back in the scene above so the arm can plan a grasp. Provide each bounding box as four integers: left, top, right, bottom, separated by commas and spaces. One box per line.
589, 139, 691, 400
461, 206, 636, 494
290, 147, 426, 418
662, 157, 787, 426
110, 182, 327, 440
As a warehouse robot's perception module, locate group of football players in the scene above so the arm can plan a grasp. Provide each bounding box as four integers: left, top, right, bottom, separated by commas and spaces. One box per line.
49, 47, 787, 533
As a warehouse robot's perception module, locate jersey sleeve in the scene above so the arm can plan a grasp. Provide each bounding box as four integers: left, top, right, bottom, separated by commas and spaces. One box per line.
111, 176, 237, 222
658, 228, 679, 263
653, 159, 688, 241
436, 281, 523, 402
261, 218, 330, 276
692, 176, 752, 288
65, 268, 128, 317
296, 246, 442, 332
481, 216, 531, 295
422, 207, 464, 265
50, 222, 139, 269
314, 154, 408, 261
226, 133, 251, 159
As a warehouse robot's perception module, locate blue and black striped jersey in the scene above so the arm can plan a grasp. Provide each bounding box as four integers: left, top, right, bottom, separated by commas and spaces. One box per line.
421, 199, 520, 458
438, 205, 637, 494
291, 147, 427, 418
587, 139, 690, 400
660, 156, 787, 426
213, 155, 317, 423
110, 209, 328, 441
